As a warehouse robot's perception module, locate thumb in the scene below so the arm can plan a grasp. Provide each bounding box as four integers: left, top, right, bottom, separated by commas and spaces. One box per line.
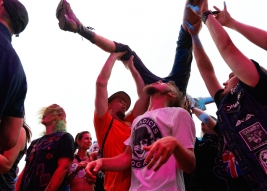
130, 55, 134, 62
93, 163, 102, 174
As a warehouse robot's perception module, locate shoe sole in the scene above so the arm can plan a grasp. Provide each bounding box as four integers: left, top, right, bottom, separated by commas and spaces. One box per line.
56, 0, 68, 31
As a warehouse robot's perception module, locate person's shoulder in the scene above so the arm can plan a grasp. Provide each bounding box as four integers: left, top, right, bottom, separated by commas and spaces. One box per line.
61, 132, 74, 140
214, 89, 224, 106
169, 107, 190, 114
29, 136, 43, 146
50, 132, 74, 143
0, 34, 17, 55
94, 110, 110, 122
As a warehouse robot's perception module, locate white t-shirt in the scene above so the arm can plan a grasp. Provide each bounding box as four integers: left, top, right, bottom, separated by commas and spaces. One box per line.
125, 107, 196, 191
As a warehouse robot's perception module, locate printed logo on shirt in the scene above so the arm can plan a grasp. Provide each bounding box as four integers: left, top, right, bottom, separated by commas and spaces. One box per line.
222, 150, 242, 178
223, 91, 243, 114
239, 122, 267, 151
46, 153, 53, 160
36, 163, 44, 176
40, 173, 50, 187
230, 84, 238, 95
131, 117, 162, 169
255, 147, 267, 175
236, 114, 255, 127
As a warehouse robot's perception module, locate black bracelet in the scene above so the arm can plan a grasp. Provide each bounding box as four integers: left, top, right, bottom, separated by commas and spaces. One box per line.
201, 11, 213, 24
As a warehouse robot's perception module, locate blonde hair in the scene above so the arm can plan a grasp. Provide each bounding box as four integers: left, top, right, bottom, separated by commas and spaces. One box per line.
39, 104, 67, 133
167, 81, 183, 107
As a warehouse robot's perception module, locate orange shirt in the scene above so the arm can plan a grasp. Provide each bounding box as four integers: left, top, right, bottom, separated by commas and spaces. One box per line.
94, 110, 134, 191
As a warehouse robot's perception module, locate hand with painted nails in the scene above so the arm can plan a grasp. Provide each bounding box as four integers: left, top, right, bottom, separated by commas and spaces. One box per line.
213, 2, 233, 27
143, 136, 179, 171
184, 19, 202, 36
187, 0, 209, 16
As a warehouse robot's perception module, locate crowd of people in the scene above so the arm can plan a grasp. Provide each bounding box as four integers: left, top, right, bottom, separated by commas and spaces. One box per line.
1, 0, 267, 190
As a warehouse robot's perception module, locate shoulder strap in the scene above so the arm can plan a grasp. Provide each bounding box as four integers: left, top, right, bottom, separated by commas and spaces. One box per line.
101, 118, 114, 158
74, 155, 82, 163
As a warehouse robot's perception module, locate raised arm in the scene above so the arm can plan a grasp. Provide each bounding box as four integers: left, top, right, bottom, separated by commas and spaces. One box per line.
122, 56, 149, 118
192, 107, 216, 131
187, 0, 260, 87
94, 52, 127, 117
184, 20, 222, 98
214, 2, 267, 51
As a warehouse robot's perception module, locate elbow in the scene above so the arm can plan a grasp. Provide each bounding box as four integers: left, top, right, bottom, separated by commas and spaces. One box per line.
0, 122, 21, 151
186, 161, 196, 174
0, 137, 17, 151
96, 79, 107, 88
62, 164, 71, 174
219, 38, 235, 53
183, 153, 196, 174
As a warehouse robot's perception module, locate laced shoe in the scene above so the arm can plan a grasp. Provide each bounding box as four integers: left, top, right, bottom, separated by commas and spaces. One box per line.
56, 0, 95, 43
56, 0, 82, 33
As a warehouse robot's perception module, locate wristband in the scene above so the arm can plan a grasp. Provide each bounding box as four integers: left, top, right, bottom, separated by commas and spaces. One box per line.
199, 113, 209, 124
201, 11, 212, 24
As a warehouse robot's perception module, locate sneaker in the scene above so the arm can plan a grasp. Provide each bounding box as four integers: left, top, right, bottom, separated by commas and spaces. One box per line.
56, 0, 81, 33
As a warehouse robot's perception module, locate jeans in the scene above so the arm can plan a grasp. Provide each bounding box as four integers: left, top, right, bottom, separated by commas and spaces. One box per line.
115, 25, 192, 96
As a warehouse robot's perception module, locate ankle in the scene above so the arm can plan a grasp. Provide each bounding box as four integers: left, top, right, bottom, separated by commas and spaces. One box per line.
78, 25, 95, 44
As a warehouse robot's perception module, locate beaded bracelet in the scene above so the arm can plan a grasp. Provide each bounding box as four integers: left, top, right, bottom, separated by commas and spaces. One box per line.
201, 11, 213, 24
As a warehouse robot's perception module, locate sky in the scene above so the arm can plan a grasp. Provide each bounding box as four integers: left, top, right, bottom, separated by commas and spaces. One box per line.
12, 0, 267, 169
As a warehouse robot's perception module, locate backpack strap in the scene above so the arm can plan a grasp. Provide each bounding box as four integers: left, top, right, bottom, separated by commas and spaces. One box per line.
74, 155, 82, 163
101, 118, 114, 158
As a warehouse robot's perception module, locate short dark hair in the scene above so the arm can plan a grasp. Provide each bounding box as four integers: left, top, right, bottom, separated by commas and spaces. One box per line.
2, 0, 29, 34
0, 8, 16, 32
